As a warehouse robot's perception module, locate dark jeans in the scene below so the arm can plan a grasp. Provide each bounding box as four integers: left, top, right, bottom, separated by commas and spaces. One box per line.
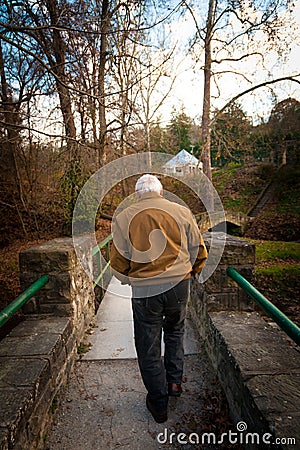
131, 279, 190, 412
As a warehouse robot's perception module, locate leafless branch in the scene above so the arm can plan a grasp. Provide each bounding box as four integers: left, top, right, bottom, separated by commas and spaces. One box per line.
213, 74, 300, 122
212, 52, 263, 64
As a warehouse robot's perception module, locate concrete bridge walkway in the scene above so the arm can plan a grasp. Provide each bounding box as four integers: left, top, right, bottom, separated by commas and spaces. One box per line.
46, 277, 233, 450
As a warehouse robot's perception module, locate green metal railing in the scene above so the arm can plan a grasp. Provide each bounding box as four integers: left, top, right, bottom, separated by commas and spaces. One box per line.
227, 267, 300, 346
92, 234, 113, 289
0, 274, 49, 329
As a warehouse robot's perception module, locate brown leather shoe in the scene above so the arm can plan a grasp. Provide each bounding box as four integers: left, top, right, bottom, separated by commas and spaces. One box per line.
146, 395, 168, 423
168, 383, 183, 397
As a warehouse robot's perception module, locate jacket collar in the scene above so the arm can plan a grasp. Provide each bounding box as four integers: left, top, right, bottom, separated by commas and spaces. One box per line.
138, 191, 162, 201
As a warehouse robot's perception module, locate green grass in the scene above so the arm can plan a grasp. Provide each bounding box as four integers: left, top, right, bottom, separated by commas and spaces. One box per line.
256, 263, 300, 281
244, 239, 300, 326
212, 164, 274, 214
250, 240, 300, 263
213, 164, 242, 189
245, 239, 300, 281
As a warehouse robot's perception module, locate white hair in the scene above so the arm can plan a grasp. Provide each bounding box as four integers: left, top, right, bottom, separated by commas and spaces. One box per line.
135, 174, 163, 195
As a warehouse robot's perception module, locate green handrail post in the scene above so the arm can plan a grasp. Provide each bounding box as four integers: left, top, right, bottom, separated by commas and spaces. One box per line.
92, 234, 113, 289
227, 267, 300, 346
0, 274, 49, 329
92, 234, 113, 256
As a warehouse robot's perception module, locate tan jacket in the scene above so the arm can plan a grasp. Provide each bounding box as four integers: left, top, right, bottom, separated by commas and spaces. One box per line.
110, 192, 208, 285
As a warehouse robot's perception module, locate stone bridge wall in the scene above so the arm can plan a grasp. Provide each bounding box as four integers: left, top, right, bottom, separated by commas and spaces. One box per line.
0, 237, 95, 450
197, 211, 251, 233
1, 234, 299, 449
190, 233, 300, 449
190, 232, 255, 316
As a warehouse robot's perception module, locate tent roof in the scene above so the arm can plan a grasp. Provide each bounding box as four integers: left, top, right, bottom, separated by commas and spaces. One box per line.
163, 149, 199, 167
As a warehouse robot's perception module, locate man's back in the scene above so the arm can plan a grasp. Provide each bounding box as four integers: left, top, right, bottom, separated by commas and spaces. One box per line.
111, 191, 206, 285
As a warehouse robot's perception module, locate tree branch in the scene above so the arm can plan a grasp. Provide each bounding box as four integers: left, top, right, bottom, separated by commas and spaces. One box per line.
212, 74, 300, 123
212, 52, 263, 64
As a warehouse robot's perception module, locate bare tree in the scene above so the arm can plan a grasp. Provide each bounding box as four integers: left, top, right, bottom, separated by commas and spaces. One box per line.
133, 47, 178, 158
0, 42, 25, 208
183, 0, 296, 180
0, 0, 78, 161
108, 2, 143, 158
98, 0, 110, 165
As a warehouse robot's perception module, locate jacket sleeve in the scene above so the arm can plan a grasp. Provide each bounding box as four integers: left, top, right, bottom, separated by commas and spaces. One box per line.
187, 211, 208, 274
110, 217, 131, 284
191, 232, 208, 274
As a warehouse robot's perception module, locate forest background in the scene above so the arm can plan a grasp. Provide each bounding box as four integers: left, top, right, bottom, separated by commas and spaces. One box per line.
0, 0, 299, 333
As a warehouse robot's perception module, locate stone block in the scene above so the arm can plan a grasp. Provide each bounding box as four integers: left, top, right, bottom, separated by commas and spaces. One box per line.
0, 388, 34, 431
19, 238, 78, 274
191, 279, 253, 314
49, 349, 68, 383
206, 292, 239, 311
0, 429, 9, 450
21, 297, 38, 314
247, 374, 300, 416
26, 383, 60, 448
205, 311, 300, 447
0, 316, 80, 450
0, 333, 64, 360
210, 311, 300, 373
203, 232, 255, 267
19, 236, 95, 319
8, 317, 70, 338
0, 358, 50, 400
37, 302, 73, 316
64, 333, 77, 359
199, 237, 255, 310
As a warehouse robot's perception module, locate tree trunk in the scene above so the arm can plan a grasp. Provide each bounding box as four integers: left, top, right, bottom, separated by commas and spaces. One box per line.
89, 55, 99, 164
98, 0, 109, 166
46, 0, 77, 161
201, 0, 215, 182
0, 42, 27, 214
145, 121, 152, 168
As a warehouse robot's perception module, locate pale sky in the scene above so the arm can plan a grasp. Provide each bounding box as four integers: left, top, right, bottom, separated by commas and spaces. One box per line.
155, 1, 300, 125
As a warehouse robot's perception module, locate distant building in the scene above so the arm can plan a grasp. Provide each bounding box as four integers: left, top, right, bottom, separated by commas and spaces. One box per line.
163, 149, 202, 176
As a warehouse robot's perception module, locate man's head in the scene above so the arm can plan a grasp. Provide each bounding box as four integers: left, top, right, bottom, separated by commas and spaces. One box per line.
135, 174, 163, 198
